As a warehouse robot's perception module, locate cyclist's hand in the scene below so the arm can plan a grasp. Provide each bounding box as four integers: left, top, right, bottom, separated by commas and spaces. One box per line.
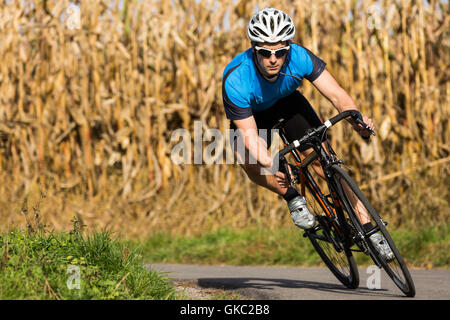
275, 171, 289, 188
275, 165, 295, 188
352, 115, 375, 140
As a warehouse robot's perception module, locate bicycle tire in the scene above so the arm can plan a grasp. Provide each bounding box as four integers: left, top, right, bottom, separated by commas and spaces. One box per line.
330, 164, 416, 297
303, 169, 359, 289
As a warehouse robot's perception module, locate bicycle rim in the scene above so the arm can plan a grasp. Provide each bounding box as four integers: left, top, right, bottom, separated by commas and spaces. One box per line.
304, 171, 359, 289
331, 165, 416, 297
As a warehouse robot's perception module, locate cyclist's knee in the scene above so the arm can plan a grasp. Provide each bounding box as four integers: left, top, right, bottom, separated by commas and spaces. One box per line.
301, 148, 325, 179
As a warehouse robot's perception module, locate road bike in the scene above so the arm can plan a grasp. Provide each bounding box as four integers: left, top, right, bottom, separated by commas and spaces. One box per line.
275, 110, 415, 297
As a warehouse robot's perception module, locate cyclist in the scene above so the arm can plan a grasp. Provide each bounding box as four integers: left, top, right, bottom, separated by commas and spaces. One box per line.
222, 8, 393, 260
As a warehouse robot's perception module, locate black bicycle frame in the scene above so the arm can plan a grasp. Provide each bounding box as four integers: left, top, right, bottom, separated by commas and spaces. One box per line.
278, 128, 351, 251
277, 111, 376, 251
276, 109, 377, 249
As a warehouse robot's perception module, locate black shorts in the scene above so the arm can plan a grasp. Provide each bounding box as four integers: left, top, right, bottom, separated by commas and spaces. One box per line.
230, 90, 325, 152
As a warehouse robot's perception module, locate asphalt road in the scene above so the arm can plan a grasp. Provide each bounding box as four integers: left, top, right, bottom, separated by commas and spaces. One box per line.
147, 264, 450, 300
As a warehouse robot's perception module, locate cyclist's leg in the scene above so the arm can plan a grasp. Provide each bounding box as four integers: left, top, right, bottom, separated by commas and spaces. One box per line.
340, 177, 372, 225
279, 91, 327, 180
297, 147, 370, 224
228, 90, 316, 196
243, 91, 319, 193
229, 122, 287, 196
299, 146, 325, 179
236, 146, 287, 195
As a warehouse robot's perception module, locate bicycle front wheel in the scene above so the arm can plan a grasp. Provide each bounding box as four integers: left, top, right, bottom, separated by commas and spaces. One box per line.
331, 165, 416, 297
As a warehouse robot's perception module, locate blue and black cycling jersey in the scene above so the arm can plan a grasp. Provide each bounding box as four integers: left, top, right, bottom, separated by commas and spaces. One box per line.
222, 43, 326, 121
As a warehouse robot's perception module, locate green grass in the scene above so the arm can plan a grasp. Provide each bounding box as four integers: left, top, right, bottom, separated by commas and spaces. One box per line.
138, 224, 450, 268
0, 221, 179, 300
3, 221, 447, 300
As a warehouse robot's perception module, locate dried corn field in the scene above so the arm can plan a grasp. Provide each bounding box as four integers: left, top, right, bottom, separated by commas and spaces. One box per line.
0, 0, 448, 238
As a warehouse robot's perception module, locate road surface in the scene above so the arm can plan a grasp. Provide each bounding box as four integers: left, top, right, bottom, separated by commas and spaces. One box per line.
147, 264, 450, 300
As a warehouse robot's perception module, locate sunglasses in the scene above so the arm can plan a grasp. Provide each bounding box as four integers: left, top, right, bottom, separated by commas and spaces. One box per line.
254, 45, 290, 58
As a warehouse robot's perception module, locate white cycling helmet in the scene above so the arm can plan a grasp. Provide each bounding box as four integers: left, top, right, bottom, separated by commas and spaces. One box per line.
248, 8, 295, 43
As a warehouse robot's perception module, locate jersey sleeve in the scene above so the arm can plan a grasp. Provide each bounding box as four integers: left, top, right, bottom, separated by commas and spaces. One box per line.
222, 67, 253, 120
294, 45, 327, 82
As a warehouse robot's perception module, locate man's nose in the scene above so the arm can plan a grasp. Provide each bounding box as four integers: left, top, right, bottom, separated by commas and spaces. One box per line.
269, 54, 277, 63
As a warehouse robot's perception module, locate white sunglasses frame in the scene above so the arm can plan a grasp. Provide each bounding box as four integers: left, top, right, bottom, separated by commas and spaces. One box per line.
254, 45, 290, 58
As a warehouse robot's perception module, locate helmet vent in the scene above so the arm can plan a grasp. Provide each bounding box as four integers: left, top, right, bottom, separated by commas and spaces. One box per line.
253, 26, 268, 38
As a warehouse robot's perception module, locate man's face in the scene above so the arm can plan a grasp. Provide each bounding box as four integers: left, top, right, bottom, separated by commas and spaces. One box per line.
254, 41, 289, 78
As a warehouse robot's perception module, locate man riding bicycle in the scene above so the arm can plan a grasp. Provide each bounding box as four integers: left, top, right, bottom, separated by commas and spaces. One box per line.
222, 8, 393, 260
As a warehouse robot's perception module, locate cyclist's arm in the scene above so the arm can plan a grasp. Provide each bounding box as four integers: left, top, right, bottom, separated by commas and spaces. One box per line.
232, 117, 273, 168
311, 69, 373, 136
311, 69, 358, 113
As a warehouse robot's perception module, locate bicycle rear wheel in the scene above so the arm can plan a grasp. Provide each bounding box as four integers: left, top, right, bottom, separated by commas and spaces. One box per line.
330, 164, 416, 297
303, 169, 359, 289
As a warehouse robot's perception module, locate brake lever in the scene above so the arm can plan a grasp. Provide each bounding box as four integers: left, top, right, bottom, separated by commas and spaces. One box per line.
355, 117, 376, 139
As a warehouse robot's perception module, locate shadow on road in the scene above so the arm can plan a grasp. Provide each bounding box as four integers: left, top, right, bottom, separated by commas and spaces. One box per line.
197, 277, 402, 299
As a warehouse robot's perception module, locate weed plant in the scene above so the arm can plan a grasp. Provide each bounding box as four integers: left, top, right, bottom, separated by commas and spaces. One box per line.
0, 218, 178, 300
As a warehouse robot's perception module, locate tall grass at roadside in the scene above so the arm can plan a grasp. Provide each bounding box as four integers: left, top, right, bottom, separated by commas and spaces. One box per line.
0, 217, 178, 300
0, 0, 448, 237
